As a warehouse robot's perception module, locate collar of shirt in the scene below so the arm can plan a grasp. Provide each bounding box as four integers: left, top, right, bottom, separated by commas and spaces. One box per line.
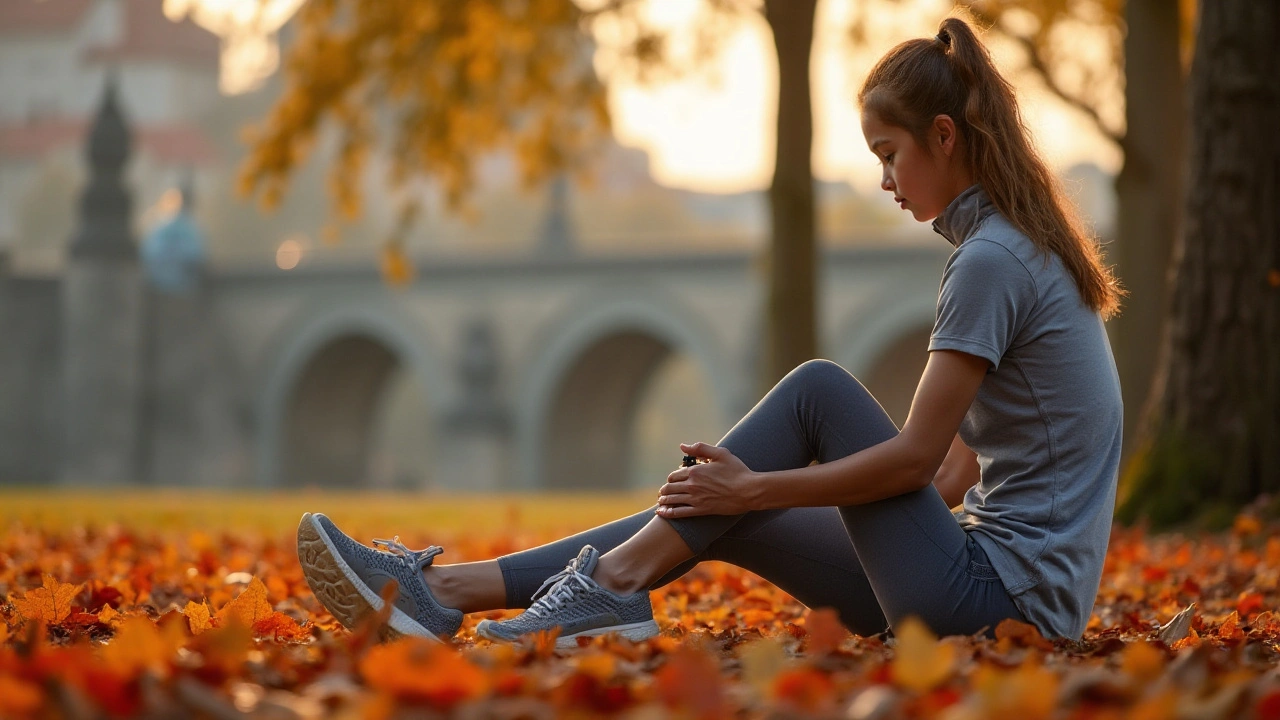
931, 184, 996, 248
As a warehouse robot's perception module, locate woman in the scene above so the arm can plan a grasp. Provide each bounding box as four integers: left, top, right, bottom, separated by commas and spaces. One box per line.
296, 15, 1123, 647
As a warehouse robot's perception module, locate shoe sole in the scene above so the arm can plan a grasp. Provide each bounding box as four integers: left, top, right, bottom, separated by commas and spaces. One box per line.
477, 618, 660, 649
296, 512, 442, 643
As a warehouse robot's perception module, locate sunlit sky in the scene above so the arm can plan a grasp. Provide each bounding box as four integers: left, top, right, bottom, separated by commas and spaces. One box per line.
173, 0, 1121, 196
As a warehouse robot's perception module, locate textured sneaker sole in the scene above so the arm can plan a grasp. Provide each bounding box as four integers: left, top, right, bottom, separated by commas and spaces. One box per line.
296, 512, 442, 643
477, 618, 660, 649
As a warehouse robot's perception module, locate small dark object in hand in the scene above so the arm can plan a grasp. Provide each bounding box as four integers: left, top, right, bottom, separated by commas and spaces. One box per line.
682, 455, 698, 467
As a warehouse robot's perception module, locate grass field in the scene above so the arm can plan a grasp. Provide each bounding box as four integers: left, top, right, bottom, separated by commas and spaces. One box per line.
0, 489, 656, 537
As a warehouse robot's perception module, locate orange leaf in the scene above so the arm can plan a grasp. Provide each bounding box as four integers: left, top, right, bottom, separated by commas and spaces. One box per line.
1217, 611, 1245, 642
184, 600, 212, 635
252, 611, 310, 642
655, 645, 726, 720
216, 577, 273, 628
1232, 514, 1262, 536
0, 674, 43, 716
359, 637, 488, 708
995, 618, 1055, 651
772, 668, 835, 712
804, 607, 846, 655
10, 574, 81, 624
96, 604, 122, 627
1237, 592, 1265, 618
890, 617, 955, 693
1120, 640, 1166, 683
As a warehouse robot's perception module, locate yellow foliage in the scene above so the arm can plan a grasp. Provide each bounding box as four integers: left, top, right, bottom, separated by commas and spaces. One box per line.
184, 600, 213, 635
237, 0, 617, 280
101, 615, 186, 678
890, 616, 955, 693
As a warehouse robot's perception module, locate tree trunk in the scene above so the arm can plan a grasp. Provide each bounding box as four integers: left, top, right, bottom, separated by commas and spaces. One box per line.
761, 0, 818, 392
1120, 0, 1280, 527
1111, 0, 1183, 459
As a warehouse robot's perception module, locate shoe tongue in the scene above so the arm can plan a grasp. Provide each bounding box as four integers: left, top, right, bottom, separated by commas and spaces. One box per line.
572, 545, 599, 577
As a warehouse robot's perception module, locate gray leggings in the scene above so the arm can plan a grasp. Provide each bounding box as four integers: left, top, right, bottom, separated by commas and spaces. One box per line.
497, 360, 1027, 637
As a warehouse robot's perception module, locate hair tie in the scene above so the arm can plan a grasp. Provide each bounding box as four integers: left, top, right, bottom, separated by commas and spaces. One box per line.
936, 32, 951, 48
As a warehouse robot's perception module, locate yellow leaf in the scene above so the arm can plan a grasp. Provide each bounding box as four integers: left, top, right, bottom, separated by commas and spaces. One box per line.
216, 577, 273, 628
380, 243, 415, 287
890, 617, 955, 692
184, 600, 212, 635
10, 574, 81, 624
739, 637, 787, 697
974, 660, 1059, 720
101, 616, 185, 678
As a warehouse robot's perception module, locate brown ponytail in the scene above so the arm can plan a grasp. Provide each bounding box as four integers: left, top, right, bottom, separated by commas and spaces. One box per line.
858, 17, 1123, 318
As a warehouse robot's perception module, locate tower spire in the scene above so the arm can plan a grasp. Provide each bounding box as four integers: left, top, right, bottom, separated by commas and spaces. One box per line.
69, 72, 135, 260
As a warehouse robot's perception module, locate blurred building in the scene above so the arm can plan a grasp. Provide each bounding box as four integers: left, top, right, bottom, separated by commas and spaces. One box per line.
0, 0, 221, 272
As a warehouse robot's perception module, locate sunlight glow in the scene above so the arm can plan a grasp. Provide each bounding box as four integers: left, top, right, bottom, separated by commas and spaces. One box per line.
183, 0, 1122, 194
165, 0, 305, 94
275, 236, 305, 270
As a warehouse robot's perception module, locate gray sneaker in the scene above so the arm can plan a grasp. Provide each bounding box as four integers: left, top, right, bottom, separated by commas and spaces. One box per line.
296, 512, 463, 642
475, 545, 659, 649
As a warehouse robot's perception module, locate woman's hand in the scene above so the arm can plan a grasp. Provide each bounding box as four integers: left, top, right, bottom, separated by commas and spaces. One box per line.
656, 442, 760, 519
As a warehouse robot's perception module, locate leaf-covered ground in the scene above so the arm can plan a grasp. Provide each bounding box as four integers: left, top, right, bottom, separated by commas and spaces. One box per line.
2, 491, 1280, 719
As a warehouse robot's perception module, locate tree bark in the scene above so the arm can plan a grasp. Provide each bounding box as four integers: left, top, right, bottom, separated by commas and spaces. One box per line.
761, 0, 818, 392
1123, 0, 1280, 525
1111, 0, 1184, 459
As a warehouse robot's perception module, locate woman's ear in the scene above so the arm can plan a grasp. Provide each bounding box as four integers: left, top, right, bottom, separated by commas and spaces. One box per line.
933, 115, 958, 157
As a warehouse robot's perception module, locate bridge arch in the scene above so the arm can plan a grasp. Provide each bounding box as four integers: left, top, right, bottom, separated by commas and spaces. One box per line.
255, 300, 448, 489
515, 289, 740, 490
833, 286, 938, 427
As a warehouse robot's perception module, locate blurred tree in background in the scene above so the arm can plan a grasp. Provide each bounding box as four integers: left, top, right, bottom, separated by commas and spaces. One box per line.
962, 0, 1194, 463
1118, 0, 1280, 528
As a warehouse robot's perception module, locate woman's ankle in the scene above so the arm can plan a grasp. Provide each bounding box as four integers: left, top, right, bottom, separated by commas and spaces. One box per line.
592, 557, 650, 596
422, 565, 465, 610
423, 560, 508, 613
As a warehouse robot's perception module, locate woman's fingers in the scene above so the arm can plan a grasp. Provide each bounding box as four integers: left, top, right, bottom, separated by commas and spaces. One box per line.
657, 492, 692, 505
679, 442, 729, 461
657, 504, 707, 519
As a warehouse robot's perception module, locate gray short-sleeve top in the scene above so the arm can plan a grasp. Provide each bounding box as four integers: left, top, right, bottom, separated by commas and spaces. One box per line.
929, 184, 1122, 640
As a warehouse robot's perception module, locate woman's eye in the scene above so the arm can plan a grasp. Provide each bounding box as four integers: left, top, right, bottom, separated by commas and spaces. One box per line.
885, 153, 895, 164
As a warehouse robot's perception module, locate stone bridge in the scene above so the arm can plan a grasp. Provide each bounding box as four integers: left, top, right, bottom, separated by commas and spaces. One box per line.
209, 244, 948, 491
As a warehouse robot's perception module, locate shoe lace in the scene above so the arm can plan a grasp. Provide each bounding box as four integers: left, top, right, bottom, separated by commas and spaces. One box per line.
371, 535, 444, 572
526, 562, 594, 618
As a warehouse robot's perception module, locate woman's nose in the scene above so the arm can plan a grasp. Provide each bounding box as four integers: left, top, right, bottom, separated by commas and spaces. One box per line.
880, 170, 894, 193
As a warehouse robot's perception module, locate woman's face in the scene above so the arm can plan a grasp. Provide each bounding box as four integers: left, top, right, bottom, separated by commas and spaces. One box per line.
860, 111, 965, 222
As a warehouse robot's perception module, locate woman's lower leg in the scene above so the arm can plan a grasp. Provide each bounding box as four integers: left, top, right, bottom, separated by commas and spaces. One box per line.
592, 516, 694, 595
423, 561, 507, 614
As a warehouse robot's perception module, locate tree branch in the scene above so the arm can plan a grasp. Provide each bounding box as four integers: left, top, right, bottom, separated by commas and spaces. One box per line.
967, 6, 1124, 147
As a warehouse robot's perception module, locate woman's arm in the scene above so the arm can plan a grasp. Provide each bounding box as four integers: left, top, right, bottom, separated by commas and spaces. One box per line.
933, 434, 980, 509
657, 350, 988, 518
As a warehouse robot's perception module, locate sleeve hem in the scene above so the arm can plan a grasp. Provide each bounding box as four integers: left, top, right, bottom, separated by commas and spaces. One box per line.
929, 336, 1001, 370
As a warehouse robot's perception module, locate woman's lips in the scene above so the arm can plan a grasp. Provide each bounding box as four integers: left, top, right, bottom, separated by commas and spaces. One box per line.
895, 197, 907, 209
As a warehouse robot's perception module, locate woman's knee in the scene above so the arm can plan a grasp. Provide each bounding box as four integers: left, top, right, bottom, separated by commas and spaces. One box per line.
781, 359, 871, 400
